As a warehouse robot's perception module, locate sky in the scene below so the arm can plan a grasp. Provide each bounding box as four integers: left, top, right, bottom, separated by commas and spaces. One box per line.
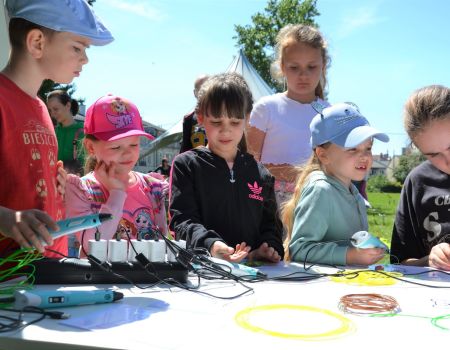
73, 0, 450, 156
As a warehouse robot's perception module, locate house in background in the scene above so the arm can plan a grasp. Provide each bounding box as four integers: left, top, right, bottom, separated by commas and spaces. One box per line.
385, 144, 417, 182
385, 155, 401, 182
134, 121, 178, 173
369, 153, 391, 177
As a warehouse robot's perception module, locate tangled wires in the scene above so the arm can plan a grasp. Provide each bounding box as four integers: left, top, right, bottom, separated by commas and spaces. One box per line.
339, 293, 400, 315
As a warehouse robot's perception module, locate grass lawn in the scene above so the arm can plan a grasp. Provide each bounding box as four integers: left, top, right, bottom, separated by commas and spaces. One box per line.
367, 192, 401, 248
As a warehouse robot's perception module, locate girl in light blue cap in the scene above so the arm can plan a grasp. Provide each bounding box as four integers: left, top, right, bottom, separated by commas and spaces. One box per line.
0, 0, 113, 258
282, 103, 389, 266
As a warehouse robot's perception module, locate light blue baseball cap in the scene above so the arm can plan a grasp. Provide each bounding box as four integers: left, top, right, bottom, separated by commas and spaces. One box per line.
310, 103, 389, 148
6, 0, 114, 46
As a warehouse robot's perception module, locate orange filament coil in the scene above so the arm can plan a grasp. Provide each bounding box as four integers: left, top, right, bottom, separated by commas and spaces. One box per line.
339, 293, 400, 315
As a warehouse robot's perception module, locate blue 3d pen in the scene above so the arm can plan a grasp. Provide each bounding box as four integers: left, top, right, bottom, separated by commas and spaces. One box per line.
14, 289, 123, 309
209, 257, 267, 278
47, 213, 113, 241
351, 231, 389, 251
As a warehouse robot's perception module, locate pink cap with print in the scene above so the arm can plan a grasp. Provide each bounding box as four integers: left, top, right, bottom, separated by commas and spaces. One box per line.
84, 94, 154, 141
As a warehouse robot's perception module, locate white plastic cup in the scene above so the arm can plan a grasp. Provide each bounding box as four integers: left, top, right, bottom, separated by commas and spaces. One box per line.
88, 239, 107, 262
108, 240, 128, 262
147, 240, 166, 263
127, 239, 147, 262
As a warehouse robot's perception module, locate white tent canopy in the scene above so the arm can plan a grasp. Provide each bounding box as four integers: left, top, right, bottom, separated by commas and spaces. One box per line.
140, 50, 274, 157
226, 49, 274, 102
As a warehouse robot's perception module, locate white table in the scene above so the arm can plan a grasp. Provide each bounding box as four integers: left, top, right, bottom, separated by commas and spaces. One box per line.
1, 263, 450, 350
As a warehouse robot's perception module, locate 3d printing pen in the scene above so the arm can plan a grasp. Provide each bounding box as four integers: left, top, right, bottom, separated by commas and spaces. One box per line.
209, 257, 267, 278
351, 231, 389, 251
14, 289, 124, 309
47, 213, 113, 240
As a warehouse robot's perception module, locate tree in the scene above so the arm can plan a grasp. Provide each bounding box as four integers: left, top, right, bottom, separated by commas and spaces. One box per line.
37, 80, 77, 104
393, 152, 426, 184
233, 0, 319, 92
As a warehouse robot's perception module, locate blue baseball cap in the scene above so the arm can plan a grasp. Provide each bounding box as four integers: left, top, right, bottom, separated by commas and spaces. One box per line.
6, 0, 114, 46
310, 103, 389, 148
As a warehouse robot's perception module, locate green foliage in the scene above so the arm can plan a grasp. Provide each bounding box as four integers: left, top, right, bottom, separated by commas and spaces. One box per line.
233, 0, 319, 92
367, 192, 401, 248
393, 152, 426, 184
367, 175, 402, 193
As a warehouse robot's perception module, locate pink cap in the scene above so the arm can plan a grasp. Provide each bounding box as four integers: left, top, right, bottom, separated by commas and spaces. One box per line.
84, 95, 154, 141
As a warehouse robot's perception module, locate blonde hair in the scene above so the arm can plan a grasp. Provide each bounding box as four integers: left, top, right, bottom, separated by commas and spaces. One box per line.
272, 24, 330, 99
281, 144, 330, 261
83, 134, 98, 174
404, 85, 450, 141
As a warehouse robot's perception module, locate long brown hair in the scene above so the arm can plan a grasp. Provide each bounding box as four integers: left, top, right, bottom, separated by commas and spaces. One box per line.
196, 73, 253, 153
281, 144, 330, 261
272, 24, 330, 99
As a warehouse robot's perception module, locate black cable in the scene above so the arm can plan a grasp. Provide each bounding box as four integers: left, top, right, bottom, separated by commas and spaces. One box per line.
45, 248, 70, 259
0, 297, 15, 304
302, 239, 350, 271
82, 226, 450, 293
151, 226, 255, 298
0, 306, 68, 333
80, 229, 171, 290
80, 227, 253, 298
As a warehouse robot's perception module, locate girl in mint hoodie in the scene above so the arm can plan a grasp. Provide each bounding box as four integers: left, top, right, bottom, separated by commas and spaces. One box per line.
282, 103, 389, 266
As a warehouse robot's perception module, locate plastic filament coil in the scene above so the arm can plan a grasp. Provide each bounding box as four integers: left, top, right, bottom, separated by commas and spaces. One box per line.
339, 293, 400, 315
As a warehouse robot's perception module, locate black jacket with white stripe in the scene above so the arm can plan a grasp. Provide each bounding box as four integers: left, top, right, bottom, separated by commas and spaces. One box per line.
169, 147, 284, 258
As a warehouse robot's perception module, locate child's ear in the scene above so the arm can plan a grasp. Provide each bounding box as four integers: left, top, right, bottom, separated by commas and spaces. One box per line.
83, 139, 96, 156
197, 113, 204, 126
27, 29, 46, 59
315, 146, 330, 165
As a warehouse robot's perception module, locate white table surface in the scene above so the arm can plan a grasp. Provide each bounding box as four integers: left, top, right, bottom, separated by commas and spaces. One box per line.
1, 263, 450, 350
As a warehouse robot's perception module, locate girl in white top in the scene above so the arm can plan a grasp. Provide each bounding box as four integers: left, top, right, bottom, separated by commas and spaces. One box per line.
247, 24, 330, 204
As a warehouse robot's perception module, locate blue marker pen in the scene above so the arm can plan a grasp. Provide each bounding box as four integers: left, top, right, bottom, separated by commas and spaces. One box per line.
351, 231, 389, 251
209, 257, 266, 278
47, 213, 113, 240
14, 289, 123, 309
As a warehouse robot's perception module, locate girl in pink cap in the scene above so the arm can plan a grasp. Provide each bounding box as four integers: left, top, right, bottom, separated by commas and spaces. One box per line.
65, 95, 168, 257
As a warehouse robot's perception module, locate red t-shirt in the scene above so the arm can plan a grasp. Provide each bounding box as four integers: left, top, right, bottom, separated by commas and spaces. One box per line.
0, 74, 67, 257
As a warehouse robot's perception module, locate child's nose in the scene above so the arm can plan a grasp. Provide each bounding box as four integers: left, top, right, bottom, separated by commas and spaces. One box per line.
297, 68, 308, 77
360, 150, 372, 159
81, 51, 89, 65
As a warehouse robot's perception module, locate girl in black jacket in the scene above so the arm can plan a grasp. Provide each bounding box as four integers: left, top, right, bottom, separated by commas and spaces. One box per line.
169, 73, 284, 263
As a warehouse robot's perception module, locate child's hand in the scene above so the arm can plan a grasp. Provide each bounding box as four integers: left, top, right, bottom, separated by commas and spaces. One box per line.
149, 172, 170, 197
248, 242, 281, 263
210, 241, 251, 263
346, 247, 385, 266
95, 161, 128, 191
429, 243, 450, 270
56, 161, 67, 197
0, 207, 59, 253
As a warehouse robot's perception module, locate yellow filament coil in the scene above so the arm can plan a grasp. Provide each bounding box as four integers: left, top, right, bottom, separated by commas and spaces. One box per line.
235, 304, 354, 340
330, 270, 403, 286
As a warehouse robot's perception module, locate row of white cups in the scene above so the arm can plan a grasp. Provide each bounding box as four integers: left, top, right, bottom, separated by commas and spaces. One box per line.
87, 239, 187, 263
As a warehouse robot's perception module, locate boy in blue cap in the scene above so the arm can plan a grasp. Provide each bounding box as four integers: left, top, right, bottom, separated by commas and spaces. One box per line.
0, 0, 113, 258
282, 103, 389, 266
